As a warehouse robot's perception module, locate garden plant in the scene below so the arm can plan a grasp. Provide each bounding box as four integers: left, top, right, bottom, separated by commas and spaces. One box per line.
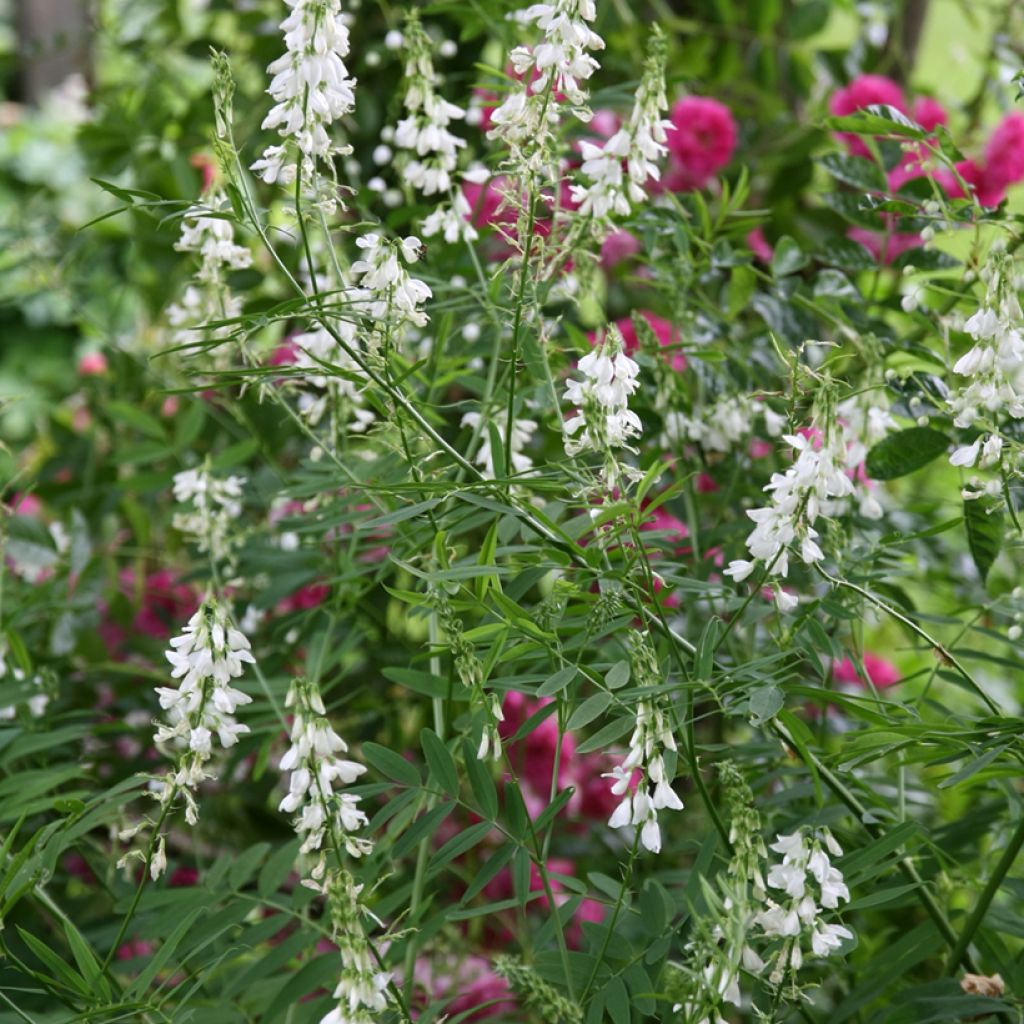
2, 0, 1024, 1021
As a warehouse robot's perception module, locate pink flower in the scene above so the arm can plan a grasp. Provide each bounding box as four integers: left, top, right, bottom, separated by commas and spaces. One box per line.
190, 152, 217, 192
983, 112, 1024, 192
78, 351, 108, 376
847, 226, 924, 265
829, 74, 907, 158
834, 653, 901, 689
947, 158, 1007, 208
747, 226, 773, 263
663, 97, 737, 190
592, 312, 684, 372
268, 340, 299, 366
116, 938, 154, 961
912, 96, 948, 133
642, 505, 689, 553
10, 492, 42, 517
600, 228, 641, 269
500, 692, 575, 797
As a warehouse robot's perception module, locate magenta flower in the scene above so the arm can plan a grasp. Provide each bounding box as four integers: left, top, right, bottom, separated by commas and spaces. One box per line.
833, 653, 901, 689
662, 96, 737, 190
983, 112, 1024, 193
829, 74, 907, 158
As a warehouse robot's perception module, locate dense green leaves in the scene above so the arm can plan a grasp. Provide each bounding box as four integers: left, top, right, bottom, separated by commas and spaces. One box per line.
865, 427, 951, 479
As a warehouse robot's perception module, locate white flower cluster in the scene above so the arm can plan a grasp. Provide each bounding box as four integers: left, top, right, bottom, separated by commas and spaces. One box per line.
393, 13, 466, 197
754, 830, 853, 980
153, 601, 255, 828
950, 291, 1024, 430
252, 0, 357, 186
603, 635, 682, 855
564, 327, 642, 461
313, 869, 391, 1024
461, 410, 538, 478
724, 431, 854, 610
175, 195, 252, 283
172, 467, 246, 563
605, 699, 682, 854
569, 30, 671, 225
351, 233, 432, 334
0, 645, 48, 721
279, 679, 372, 876
664, 395, 786, 454
163, 192, 249, 361
488, 0, 604, 168
290, 326, 375, 431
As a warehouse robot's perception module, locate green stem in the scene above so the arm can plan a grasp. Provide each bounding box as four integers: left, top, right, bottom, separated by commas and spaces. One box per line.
944, 811, 1024, 973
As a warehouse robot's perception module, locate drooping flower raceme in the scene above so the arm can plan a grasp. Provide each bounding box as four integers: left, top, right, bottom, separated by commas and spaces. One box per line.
564, 326, 642, 473
175, 194, 252, 284
569, 29, 671, 227
252, 0, 357, 187
163, 191, 250, 362
153, 600, 255, 830
279, 678, 372, 878
289, 326, 375, 432
172, 467, 246, 564
313, 869, 392, 1024
350, 233, 432, 335
488, 0, 604, 170
392, 12, 478, 244
603, 633, 682, 854
949, 262, 1024, 430
393, 12, 466, 197
461, 410, 538, 478
724, 430, 854, 608
754, 829, 854, 981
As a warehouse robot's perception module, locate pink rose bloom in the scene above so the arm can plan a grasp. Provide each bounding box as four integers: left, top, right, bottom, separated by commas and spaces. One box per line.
983, 112, 1024, 192
642, 505, 689, 553
10, 493, 42, 517
663, 96, 737, 190
747, 226, 773, 263
829, 74, 907, 158
500, 692, 575, 797
912, 96, 948, 133
834, 653, 901, 689
946, 158, 1006, 208
600, 228, 641, 269
78, 351, 108, 376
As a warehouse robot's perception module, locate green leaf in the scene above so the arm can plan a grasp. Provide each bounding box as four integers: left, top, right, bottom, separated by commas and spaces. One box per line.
865, 427, 950, 480
695, 618, 719, 681
605, 660, 631, 690
771, 236, 808, 277
463, 739, 499, 819
393, 802, 455, 860
603, 976, 631, 1024
363, 742, 421, 788
576, 716, 634, 754
106, 400, 166, 440
429, 821, 493, 874
566, 692, 612, 731
538, 665, 577, 697
421, 728, 459, 797
749, 685, 784, 723
821, 152, 887, 193
382, 667, 451, 699
257, 838, 302, 898
963, 495, 1003, 581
